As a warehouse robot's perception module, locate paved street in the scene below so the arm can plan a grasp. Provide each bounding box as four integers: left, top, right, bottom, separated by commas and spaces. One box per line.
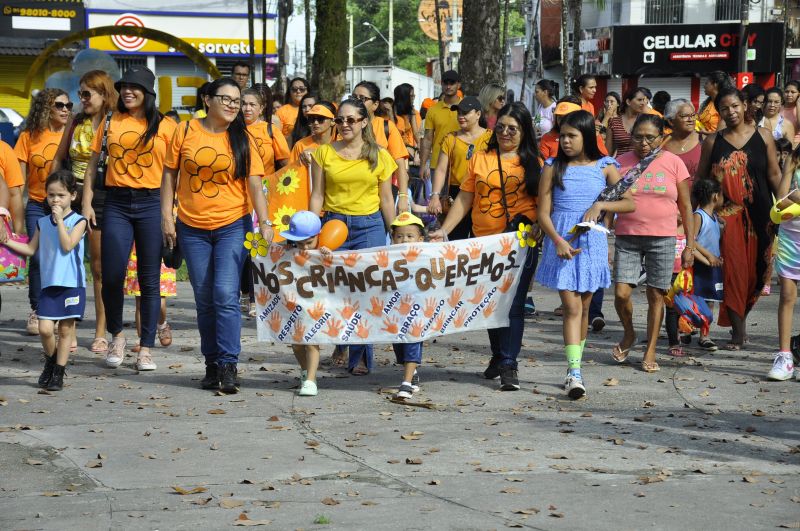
1, 280, 798, 530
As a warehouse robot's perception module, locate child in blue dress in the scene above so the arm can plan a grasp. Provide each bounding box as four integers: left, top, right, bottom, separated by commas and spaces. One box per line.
690, 178, 724, 351
535, 110, 635, 399
2, 170, 87, 391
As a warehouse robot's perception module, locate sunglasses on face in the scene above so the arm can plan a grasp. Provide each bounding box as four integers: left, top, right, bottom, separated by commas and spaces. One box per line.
53, 101, 74, 111
79, 90, 95, 100
496, 95, 506, 102
308, 116, 330, 124
352, 94, 373, 103
334, 116, 363, 126
494, 123, 519, 136
290, 86, 307, 93
632, 134, 660, 144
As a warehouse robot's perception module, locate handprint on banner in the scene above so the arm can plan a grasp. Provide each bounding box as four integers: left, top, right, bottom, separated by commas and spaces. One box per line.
433, 314, 445, 331
498, 236, 514, 256
256, 288, 269, 306
467, 242, 483, 259
294, 249, 311, 266
269, 244, 285, 263
307, 302, 325, 320
440, 244, 457, 261
410, 320, 425, 338
469, 285, 486, 304
283, 292, 298, 311
374, 250, 389, 268
397, 295, 414, 316
356, 322, 371, 339
423, 297, 438, 318
454, 308, 468, 328
292, 322, 306, 342
339, 297, 360, 320
483, 300, 497, 318
382, 316, 399, 334
402, 246, 422, 262
448, 289, 463, 308
343, 253, 361, 267
325, 318, 343, 337
322, 253, 335, 268
368, 296, 384, 317
499, 273, 514, 293
268, 313, 282, 333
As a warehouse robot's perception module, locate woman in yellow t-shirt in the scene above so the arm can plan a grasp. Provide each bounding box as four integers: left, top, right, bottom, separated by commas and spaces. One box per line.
14, 88, 70, 333
289, 102, 336, 165
310, 98, 397, 375
52, 70, 118, 353
276, 77, 310, 141
431, 102, 542, 391
162, 77, 270, 394
427, 96, 492, 239
82, 66, 176, 372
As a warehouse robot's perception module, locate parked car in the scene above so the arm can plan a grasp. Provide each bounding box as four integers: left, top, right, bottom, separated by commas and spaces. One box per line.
0, 107, 24, 146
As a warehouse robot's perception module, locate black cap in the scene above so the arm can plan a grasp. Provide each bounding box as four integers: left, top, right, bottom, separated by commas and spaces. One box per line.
115, 66, 156, 96
451, 95, 481, 113
442, 70, 460, 83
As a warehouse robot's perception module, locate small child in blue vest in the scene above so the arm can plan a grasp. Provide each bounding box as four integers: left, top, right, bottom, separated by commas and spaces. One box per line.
2, 170, 87, 391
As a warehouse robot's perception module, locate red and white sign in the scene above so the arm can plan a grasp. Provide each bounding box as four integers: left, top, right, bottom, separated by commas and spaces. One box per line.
111, 13, 147, 52
736, 72, 754, 89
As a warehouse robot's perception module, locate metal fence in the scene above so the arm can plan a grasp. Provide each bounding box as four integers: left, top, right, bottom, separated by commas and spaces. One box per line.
715, 0, 742, 21
645, 0, 684, 24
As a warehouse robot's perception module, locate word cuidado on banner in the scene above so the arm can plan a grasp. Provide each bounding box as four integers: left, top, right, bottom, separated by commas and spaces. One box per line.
249, 233, 531, 345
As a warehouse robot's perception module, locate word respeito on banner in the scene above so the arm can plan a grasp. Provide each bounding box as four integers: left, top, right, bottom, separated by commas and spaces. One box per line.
251, 233, 529, 345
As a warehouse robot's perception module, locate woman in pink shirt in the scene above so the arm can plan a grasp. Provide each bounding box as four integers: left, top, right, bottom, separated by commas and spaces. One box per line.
611, 114, 695, 373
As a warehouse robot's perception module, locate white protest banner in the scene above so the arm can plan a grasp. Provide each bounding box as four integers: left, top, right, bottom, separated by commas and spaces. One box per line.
248, 232, 532, 345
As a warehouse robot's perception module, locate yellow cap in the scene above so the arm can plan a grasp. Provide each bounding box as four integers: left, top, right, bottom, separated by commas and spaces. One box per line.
554, 102, 582, 116
391, 211, 425, 228
307, 104, 334, 119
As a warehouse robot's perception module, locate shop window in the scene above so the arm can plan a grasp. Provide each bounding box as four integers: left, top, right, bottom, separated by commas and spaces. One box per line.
715, 0, 741, 21
645, 0, 684, 24
612, 0, 622, 24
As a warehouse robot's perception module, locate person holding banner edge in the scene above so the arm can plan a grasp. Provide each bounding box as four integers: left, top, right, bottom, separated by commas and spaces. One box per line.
429, 102, 541, 391
309, 98, 398, 376
161, 77, 270, 394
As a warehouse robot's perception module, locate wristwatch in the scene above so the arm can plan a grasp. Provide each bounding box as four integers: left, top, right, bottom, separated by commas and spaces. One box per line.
259, 219, 273, 227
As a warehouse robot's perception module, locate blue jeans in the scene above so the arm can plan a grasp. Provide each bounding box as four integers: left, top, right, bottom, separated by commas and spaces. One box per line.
393, 342, 423, 364
101, 189, 162, 348
177, 216, 250, 365
25, 200, 47, 311
322, 211, 386, 371
487, 246, 540, 369
589, 288, 604, 321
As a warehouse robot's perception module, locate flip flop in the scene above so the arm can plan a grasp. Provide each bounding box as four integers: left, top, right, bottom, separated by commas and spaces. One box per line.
612, 341, 635, 363
668, 345, 685, 357
554, 305, 564, 317
641, 360, 661, 373
90, 337, 108, 353
348, 365, 370, 376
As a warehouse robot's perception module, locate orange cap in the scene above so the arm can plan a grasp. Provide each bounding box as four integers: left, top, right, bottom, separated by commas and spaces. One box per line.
307, 104, 334, 119
421, 98, 435, 110
554, 102, 582, 116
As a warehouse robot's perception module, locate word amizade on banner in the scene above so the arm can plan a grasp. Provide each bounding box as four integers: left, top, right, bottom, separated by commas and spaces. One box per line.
250, 233, 529, 345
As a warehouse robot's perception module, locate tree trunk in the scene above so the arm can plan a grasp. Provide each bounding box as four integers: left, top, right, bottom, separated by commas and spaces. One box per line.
311, 0, 347, 101
561, 0, 570, 97
459, 0, 502, 95
304, 0, 311, 79
570, 0, 582, 87
276, 0, 293, 95
434, 0, 446, 82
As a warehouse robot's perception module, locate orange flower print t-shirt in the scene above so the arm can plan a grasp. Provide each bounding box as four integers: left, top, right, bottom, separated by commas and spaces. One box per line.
247, 120, 290, 175
91, 113, 176, 189
14, 129, 64, 202
460, 150, 538, 237
166, 119, 265, 230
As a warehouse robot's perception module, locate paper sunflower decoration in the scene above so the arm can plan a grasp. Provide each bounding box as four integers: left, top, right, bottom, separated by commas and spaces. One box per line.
243, 231, 269, 258
516, 223, 537, 248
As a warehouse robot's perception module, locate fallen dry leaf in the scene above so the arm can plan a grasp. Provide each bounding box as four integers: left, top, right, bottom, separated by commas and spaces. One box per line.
500, 487, 522, 494
405, 457, 423, 465
400, 431, 424, 441
207, 409, 226, 415
172, 486, 208, 495
361, 500, 378, 506
232, 513, 271, 526
427, 479, 441, 485
777, 524, 800, 529
85, 460, 103, 468
514, 508, 540, 515
321, 497, 339, 506
742, 476, 759, 484
25, 459, 44, 466
603, 378, 619, 386
42, 491, 60, 497
192, 497, 212, 506
220, 498, 245, 509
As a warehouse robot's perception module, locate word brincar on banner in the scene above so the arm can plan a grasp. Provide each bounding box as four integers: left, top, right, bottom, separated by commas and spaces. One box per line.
251, 233, 530, 345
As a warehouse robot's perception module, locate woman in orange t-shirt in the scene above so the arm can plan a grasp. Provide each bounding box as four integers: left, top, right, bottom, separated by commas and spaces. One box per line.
573, 74, 597, 117
162, 77, 269, 394
430, 102, 542, 391
82, 66, 176, 372
289, 102, 336, 164
353, 81, 411, 212
14, 88, 70, 332
275, 77, 310, 142
393, 83, 423, 164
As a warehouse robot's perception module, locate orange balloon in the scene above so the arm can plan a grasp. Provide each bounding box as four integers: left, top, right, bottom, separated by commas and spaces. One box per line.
319, 219, 348, 250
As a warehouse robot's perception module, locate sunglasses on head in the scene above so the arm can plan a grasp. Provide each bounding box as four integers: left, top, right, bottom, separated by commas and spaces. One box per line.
53, 101, 74, 111
334, 116, 363, 126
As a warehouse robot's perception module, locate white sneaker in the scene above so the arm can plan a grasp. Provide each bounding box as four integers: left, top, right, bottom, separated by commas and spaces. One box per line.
26, 312, 39, 335
298, 380, 317, 396
136, 351, 157, 371
767, 352, 795, 381
564, 374, 586, 399
105, 337, 126, 368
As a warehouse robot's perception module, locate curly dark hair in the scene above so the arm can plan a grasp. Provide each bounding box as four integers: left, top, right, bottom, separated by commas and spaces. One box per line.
24, 88, 68, 136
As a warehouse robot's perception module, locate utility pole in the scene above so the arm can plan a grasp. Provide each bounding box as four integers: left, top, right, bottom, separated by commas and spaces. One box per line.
434, 0, 446, 81
348, 15, 354, 67
248, 0, 255, 86
738, 0, 749, 73
388, 0, 394, 66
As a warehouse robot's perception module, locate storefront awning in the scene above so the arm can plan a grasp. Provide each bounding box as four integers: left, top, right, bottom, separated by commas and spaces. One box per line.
0, 37, 80, 57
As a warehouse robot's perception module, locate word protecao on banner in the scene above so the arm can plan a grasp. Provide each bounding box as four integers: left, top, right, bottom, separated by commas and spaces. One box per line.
252, 233, 528, 345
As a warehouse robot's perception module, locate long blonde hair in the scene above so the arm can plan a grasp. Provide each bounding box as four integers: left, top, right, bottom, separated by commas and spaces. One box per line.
24, 88, 67, 136
341, 98, 380, 170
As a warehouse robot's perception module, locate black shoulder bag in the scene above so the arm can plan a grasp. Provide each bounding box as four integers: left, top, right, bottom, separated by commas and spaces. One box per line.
94, 111, 113, 191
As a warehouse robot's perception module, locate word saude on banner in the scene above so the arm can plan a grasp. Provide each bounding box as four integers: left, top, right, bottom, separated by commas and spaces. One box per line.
250, 233, 529, 345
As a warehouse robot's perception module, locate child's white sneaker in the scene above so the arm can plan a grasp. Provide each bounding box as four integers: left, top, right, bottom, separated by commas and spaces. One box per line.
394, 383, 414, 400
767, 352, 795, 381
298, 380, 317, 396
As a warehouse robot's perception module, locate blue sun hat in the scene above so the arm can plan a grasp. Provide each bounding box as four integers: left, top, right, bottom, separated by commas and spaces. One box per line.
280, 210, 322, 241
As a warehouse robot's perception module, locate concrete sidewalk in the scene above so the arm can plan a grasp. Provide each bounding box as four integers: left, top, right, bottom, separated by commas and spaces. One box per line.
1, 281, 798, 530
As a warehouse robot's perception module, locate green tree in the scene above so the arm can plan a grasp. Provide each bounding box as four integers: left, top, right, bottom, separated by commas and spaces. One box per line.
458, 0, 502, 94
312, 0, 348, 100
